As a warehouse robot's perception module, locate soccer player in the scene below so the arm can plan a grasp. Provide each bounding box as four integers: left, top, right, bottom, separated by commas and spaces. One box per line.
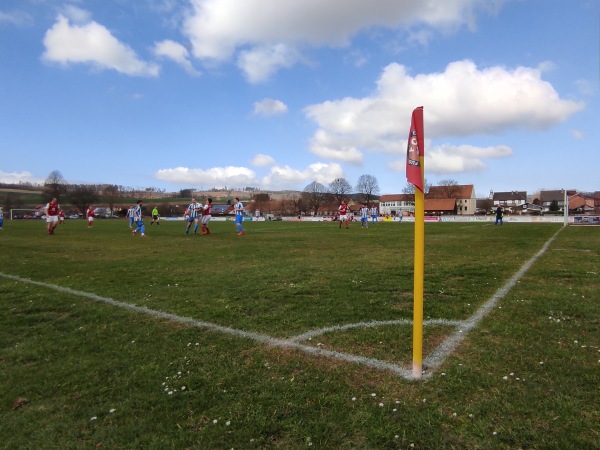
86, 205, 95, 228
370, 205, 378, 223
360, 204, 369, 229
127, 205, 135, 228
338, 199, 350, 229
45, 197, 60, 235
201, 198, 212, 235
233, 197, 244, 236
151, 206, 160, 226
185, 197, 202, 234
0, 206, 4, 230
59, 209, 65, 225
132, 200, 146, 237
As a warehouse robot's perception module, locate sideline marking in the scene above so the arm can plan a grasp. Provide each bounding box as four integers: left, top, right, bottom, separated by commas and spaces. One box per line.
0, 228, 561, 380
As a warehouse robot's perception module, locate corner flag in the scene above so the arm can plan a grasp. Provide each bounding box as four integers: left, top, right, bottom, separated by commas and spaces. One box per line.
406, 106, 424, 192
406, 106, 425, 378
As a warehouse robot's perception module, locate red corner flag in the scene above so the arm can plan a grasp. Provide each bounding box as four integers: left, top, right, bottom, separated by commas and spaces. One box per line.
406, 106, 424, 192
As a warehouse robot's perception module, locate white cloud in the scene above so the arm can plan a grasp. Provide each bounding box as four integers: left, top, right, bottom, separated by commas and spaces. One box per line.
154, 39, 200, 75
251, 154, 277, 167
154, 161, 343, 190
0, 170, 44, 185
304, 60, 585, 163
253, 98, 288, 116
0, 9, 33, 26
155, 166, 258, 187
42, 14, 160, 77
570, 129, 584, 140
309, 130, 363, 163
388, 143, 512, 175
183, 0, 502, 79
238, 44, 301, 83
261, 162, 344, 188
61, 5, 92, 24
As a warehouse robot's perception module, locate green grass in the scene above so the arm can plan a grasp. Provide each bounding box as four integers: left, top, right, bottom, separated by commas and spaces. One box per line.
0, 219, 598, 448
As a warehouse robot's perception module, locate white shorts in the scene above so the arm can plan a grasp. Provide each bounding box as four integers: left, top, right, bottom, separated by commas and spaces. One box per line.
339, 214, 348, 221
47, 215, 58, 223
88, 217, 94, 222
202, 215, 211, 225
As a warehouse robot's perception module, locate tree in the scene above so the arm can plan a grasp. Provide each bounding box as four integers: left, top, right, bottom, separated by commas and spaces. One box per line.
549, 199, 560, 212
252, 193, 270, 215
103, 184, 120, 215
302, 181, 328, 214
329, 178, 353, 205
355, 174, 380, 206
70, 185, 99, 216
43, 170, 67, 202
402, 178, 431, 195
430, 179, 461, 198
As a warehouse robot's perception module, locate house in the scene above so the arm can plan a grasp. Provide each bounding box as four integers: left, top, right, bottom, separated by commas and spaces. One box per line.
428, 184, 476, 215
378, 194, 414, 216
537, 190, 577, 213
424, 198, 456, 216
492, 191, 527, 214
567, 193, 596, 214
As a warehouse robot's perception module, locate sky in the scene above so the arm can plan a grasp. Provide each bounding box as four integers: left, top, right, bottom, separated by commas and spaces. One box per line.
0, 0, 598, 197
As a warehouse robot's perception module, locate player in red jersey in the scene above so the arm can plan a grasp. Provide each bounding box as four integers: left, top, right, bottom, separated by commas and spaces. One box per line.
45, 198, 60, 235
86, 206, 95, 228
338, 199, 350, 229
201, 198, 213, 235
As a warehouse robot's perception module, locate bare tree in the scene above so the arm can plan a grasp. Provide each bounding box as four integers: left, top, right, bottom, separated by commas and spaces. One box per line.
70, 185, 99, 217
429, 179, 461, 198
43, 170, 67, 202
402, 178, 431, 195
303, 181, 328, 214
355, 174, 380, 205
329, 178, 353, 205
103, 184, 121, 215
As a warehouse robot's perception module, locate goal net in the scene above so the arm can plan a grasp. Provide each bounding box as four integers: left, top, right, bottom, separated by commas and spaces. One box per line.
9, 208, 44, 220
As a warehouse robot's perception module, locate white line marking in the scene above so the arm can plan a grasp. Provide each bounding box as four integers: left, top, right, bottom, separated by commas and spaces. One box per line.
421, 227, 563, 379
0, 228, 561, 380
0, 272, 413, 378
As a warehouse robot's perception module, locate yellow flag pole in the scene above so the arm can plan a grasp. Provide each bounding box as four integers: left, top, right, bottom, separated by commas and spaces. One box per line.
412, 184, 425, 378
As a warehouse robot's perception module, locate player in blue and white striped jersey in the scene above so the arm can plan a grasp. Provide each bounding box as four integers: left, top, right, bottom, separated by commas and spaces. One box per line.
233, 197, 244, 236
185, 197, 203, 234
132, 200, 146, 237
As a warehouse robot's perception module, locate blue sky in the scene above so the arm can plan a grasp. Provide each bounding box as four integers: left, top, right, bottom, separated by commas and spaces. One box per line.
1, 0, 598, 196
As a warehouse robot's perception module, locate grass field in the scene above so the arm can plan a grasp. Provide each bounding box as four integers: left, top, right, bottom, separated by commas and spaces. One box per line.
0, 219, 598, 448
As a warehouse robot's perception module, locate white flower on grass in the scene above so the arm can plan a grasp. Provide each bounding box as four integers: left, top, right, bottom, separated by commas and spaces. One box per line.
168, 391, 173, 395
351, 397, 356, 402
181, 386, 186, 391
378, 403, 384, 407
392, 408, 397, 412
503, 376, 508, 380
226, 420, 231, 426
213, 419, 218, 424
371, 393, 376, 397
109, 408, 116, 413
90, 416, 97, 421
